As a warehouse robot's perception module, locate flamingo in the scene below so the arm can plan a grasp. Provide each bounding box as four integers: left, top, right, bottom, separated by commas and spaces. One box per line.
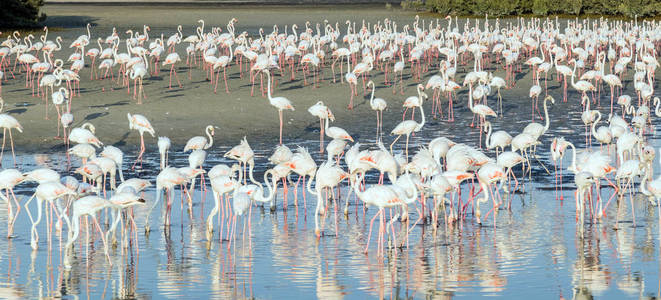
100, 145, 125, 183
489, 76, 506, 115
145, 167, 187, 231
127, 113, 155, 169
0, 97, 23, 167
158, 136, 171, 169
24, 181, 76, 250
392, 48, 405, 95
351, 171, 417, 255
0, 169, 24, 237
162, 52, 182, 89
402, 84, 427, 121
367, 80, 387, 140
313, 161, 349, 237
603, 73, 622, 115
261, 69, 294, 145
570, 59, 596, 101
345, 54, 358, 109
390, 100, 425, 160
483, 121, 512, 156
522, 95, 555, 145
308, 100, 332, 153
184, 125, 214, 151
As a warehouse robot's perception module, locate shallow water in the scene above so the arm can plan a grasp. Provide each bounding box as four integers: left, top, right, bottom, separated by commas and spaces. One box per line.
0, 4, 660, 300
2, 127, 661, 299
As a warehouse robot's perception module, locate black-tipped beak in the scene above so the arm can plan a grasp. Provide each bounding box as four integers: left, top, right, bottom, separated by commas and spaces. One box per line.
138, 198, 146, 203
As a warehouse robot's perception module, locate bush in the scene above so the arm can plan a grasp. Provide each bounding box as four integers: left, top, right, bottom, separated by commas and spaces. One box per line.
419, 0, 660, 17
0, 0, 46, 28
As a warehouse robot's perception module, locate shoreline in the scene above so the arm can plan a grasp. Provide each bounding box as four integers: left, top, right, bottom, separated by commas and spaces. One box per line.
44, 1, 399, 5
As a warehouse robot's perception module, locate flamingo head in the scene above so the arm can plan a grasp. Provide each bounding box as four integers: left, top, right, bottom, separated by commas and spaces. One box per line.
545, 95, 555, 104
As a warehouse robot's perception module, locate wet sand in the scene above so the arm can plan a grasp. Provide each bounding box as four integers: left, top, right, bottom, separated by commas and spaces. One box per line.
2, 4, 573, 154
2, 4, 436, 152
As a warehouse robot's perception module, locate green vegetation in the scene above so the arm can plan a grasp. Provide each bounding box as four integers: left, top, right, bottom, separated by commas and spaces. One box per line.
406, 0, 661, 17
0, 0, 47, 28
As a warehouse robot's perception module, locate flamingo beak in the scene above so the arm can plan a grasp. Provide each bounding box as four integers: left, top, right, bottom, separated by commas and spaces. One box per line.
458, 173, 473, 181
359, 156, 375, 164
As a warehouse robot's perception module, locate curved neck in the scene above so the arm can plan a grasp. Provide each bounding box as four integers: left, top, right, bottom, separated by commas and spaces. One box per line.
571, 62, 577, 87
306, 172, 316, 195
640, 170, 652, 196
416, 104, 426, 130
403, 173, 418, 202
468, 84, 474, 110
369, 83, 375, 104
252, 169, 274, 203
543, 98, 550, 131
265, 71, 272, 100
248, 159, 258, 186
351, 173, 365, 200
591, 111, 601, 136
205, 127, 214, 148
567, 142, 578, 173
485, 122, 493, 149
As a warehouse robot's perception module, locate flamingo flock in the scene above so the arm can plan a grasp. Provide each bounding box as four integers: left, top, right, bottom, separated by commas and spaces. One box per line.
0, 14, 660, 270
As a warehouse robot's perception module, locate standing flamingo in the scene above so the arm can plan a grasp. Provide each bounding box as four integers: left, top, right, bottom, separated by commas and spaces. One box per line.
390, 100, 425, 160
308, 100, 332, 153
367, 80, 387, 140
262, 69, 294, 145
0, 97, 22, 167
0, 169, 24, 237
184, 125, 214, 151
162, 52, 182, 89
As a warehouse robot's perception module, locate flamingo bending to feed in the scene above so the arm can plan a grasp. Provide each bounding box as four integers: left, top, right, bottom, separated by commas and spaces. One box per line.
127, 113, 155, 169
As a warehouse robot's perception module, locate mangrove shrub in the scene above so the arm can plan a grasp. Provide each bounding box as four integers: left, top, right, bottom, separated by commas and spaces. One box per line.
0, 0, 46, 28
422, 0, 661, 17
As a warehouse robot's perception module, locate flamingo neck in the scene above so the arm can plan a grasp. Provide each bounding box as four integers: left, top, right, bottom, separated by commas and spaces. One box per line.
591, 111, 601, 137
640, 170, 652, 196
205, 127, 214, 149
265, 71, 273, 101
543, 98, 550, 131
369, 83, 375, 104
306, 172, 316, 195
567, 142, 578, 173
416, 103, 426, 130
485, 123, 493, 149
